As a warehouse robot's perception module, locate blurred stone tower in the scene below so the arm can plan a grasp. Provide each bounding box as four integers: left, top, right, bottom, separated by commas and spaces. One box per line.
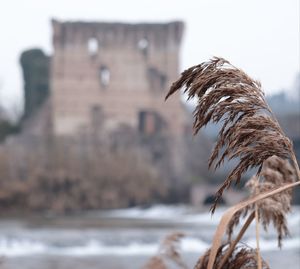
50, 20, 185, 175
51, 20, 186, 139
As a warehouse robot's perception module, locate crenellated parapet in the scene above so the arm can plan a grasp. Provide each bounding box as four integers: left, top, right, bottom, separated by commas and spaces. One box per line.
52, 19, 184, 51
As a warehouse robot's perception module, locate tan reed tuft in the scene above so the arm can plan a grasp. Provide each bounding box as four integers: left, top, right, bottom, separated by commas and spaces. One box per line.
227, 155, 296, 247
194, 244, 270, 269
165, 57, 294, 212
142, 232, 187, 269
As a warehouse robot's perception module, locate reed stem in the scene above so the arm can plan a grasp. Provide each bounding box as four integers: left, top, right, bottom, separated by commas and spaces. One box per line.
255, 204, 262, 269
217, 212, 255, 269
291, 153, 300, 181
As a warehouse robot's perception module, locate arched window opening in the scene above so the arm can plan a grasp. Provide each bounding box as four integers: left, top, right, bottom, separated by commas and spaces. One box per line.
138, 110, 165, 136
137, 38, 149, 57
87, 38, 98, 56
147, 67, 167, 91
91, 105, 104, 133
99, 66, 110, 88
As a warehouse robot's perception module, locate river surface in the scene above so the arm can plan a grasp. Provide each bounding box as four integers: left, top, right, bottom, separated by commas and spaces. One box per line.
0, 205, 299, 269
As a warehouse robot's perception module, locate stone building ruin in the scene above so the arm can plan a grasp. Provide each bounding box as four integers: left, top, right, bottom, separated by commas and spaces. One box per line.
51, 20, 186, 138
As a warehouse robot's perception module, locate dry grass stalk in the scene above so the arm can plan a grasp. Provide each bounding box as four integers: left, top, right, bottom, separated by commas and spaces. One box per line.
217, 212, 255, 269
143, 232, 188, 269
255, 201, 262, 269
194, 244, 270, 269
227, 156, 296, 247
165, 57, 294, 211
143, 256, 168, 269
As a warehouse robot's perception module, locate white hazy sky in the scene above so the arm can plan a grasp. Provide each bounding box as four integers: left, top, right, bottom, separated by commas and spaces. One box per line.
0, 0, 299, 111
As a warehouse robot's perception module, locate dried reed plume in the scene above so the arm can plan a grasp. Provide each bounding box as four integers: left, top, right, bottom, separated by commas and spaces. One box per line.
227, 156, 296, 247
143, 232, 187, 269
143, 256, 168, 269
194, 244, 270, 269
165, 57, 294, 211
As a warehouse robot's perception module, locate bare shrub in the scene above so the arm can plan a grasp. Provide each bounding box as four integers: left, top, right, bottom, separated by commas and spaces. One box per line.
0, 135, 167, 213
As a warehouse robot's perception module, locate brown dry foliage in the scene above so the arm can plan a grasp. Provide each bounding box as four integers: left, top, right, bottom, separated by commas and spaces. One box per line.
227, 155, 296, 247
143, 232, 187, 269
143, 256, 169, 269
194, 244, 270, 269
0, 135, 168, 213
165, 57, 294, 212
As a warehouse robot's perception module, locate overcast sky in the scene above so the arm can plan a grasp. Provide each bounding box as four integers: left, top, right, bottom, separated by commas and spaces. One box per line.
0, 0, 299, 112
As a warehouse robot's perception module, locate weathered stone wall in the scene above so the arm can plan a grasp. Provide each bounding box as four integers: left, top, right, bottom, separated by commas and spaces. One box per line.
51, 20, 186, 138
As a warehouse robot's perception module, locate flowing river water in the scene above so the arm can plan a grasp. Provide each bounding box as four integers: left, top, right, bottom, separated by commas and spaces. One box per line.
0, 205, 299, 269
